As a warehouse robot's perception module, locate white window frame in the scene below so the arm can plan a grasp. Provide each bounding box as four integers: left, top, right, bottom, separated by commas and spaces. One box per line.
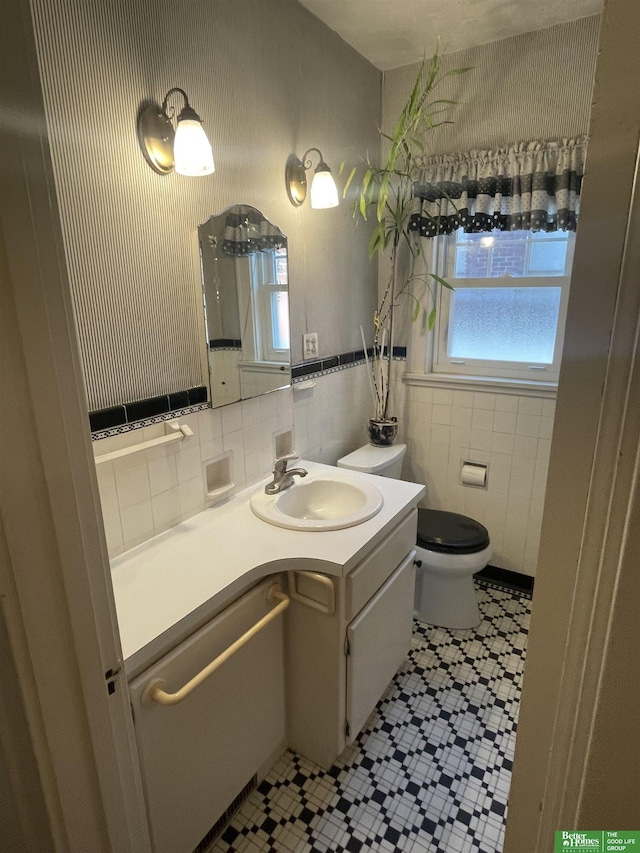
250, 249, 289, 364
430, 229, 575, 384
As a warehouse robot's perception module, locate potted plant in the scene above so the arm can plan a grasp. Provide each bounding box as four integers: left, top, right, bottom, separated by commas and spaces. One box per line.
344, 51, 468, 445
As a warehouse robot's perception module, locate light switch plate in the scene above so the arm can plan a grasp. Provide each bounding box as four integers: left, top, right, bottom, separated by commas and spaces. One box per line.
303, 332, 318, 360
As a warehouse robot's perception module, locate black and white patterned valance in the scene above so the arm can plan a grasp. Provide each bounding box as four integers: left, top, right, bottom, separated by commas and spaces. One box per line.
409, 137, 586, 238
222, 205, 286, 256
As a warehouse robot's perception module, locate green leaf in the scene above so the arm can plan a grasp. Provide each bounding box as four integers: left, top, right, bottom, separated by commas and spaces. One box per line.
342, 166, 357, 198
369, 222, 384, 260
444, 66, 473, 77
359, 191, 368, 220
339, 161, 346, 175
427, 307, 437, 331
429, 273, 455, 291
412, 298, 420, 322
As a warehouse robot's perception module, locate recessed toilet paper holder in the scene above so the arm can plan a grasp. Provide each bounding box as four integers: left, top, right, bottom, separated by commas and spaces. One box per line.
460, 460, 488, 488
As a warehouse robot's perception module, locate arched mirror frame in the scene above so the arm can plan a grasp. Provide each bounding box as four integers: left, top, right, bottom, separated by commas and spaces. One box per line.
198, 205, 291, 409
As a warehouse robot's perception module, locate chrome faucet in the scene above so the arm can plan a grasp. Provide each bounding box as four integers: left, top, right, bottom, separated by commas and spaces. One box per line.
264, 457, 308, 494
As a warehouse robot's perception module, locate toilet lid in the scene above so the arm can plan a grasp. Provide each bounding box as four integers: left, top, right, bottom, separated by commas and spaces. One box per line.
417, 508, 490, 554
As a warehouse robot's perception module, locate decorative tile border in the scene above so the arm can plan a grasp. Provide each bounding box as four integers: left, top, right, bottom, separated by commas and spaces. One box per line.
292, 346, 407, 384
89, 386, 208, 436
89, 346, 410, 437
209, 339, 242, 351
90, 402, 209, 441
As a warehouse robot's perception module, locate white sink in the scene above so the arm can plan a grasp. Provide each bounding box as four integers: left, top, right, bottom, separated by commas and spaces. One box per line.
250, 473, 383, 531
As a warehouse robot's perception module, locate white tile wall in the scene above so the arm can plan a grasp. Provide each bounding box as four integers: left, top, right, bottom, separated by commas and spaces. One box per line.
95, 361, 552, 575
94, 365, 372, 558
394, 373, 555, 577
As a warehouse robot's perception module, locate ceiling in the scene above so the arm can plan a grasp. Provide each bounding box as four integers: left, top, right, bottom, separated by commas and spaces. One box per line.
296, 0, 604, 70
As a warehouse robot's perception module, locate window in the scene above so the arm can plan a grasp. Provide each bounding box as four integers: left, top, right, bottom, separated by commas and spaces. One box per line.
250, 247, 290, 362
432, 229, 574, 382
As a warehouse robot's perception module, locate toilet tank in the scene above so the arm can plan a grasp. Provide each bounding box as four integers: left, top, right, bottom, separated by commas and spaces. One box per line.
337, 444, 407, 479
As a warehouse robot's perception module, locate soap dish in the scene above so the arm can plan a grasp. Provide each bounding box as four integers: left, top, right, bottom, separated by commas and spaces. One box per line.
204, 452, 235, 505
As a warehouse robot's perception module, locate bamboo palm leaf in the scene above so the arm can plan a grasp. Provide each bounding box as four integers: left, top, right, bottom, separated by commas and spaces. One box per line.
342, 166, 357, 196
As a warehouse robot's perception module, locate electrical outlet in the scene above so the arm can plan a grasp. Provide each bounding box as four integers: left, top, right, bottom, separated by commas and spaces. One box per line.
303, 332, 318, 360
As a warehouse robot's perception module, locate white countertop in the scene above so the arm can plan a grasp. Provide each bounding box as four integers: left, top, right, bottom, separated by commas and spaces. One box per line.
111, 461, 424, 675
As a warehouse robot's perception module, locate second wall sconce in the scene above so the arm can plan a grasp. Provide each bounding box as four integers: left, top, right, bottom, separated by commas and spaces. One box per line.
286, 148, 339, 209
137, 88, 215, 177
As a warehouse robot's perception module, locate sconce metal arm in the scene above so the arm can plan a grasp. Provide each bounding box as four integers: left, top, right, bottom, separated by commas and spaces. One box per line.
161, 87, 201, 123
301, 147, 328, 172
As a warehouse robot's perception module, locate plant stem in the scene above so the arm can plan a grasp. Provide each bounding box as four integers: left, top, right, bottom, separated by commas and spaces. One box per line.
382, 236, 399, 420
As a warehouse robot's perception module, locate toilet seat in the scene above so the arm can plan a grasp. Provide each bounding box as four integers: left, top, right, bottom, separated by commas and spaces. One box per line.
417, 509, 490, 555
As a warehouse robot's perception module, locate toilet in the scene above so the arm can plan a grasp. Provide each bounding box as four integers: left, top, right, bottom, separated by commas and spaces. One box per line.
337, 443, 492, 629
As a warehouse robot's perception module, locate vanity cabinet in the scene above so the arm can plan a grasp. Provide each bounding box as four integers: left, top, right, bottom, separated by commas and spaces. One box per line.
285, 507, 417, 768
128, 577, 287, 853
112, 460, 424, 849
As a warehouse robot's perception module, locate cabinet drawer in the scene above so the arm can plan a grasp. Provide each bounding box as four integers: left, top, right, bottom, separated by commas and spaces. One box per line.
346, 508, 417, 619
129, 578, 286, 853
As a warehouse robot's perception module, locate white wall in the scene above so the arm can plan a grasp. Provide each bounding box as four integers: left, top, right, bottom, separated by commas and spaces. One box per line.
395, 379, 554, 575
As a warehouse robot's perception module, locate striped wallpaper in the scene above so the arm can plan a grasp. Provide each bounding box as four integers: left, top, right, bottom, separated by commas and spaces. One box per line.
382, 16, 601, 156
28, 0, 381, 411
29, 0, 203, 410
27, 3, 600, 413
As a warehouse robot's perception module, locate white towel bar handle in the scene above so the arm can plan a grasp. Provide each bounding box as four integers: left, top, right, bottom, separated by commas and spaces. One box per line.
95, 421, 193, 465
141, 584, 290, 707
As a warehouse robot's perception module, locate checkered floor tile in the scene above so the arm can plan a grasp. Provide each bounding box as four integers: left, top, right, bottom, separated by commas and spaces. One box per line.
207, 580, 531, 853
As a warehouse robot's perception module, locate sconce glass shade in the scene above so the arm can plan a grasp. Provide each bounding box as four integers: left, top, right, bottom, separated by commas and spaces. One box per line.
310, 166, 339, 209
174, 118, 215, 176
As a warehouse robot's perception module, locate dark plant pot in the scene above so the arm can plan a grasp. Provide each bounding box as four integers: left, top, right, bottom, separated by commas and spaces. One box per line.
368, 417, 398, 446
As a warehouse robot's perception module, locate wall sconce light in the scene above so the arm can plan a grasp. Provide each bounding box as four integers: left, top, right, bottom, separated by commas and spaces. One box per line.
137, 88, 214, 177
285, 148, 339, 209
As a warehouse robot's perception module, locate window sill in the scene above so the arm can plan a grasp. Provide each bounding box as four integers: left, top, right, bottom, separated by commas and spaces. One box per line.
402, 372, 557, 398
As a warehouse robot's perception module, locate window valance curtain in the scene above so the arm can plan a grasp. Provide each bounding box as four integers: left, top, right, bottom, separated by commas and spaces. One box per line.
408, 136, 586, 238
222, 205, 286, 256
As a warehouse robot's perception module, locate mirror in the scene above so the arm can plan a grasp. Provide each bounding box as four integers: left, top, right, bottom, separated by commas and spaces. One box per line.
198, 206, 291, 408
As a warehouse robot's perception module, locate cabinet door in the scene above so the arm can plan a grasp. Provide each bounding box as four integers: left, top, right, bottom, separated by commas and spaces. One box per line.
346, 552, 416, 741
129, 578, 286, 853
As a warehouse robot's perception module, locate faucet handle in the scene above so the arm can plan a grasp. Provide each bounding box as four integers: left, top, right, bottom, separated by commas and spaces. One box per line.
274, 456, 295, 474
